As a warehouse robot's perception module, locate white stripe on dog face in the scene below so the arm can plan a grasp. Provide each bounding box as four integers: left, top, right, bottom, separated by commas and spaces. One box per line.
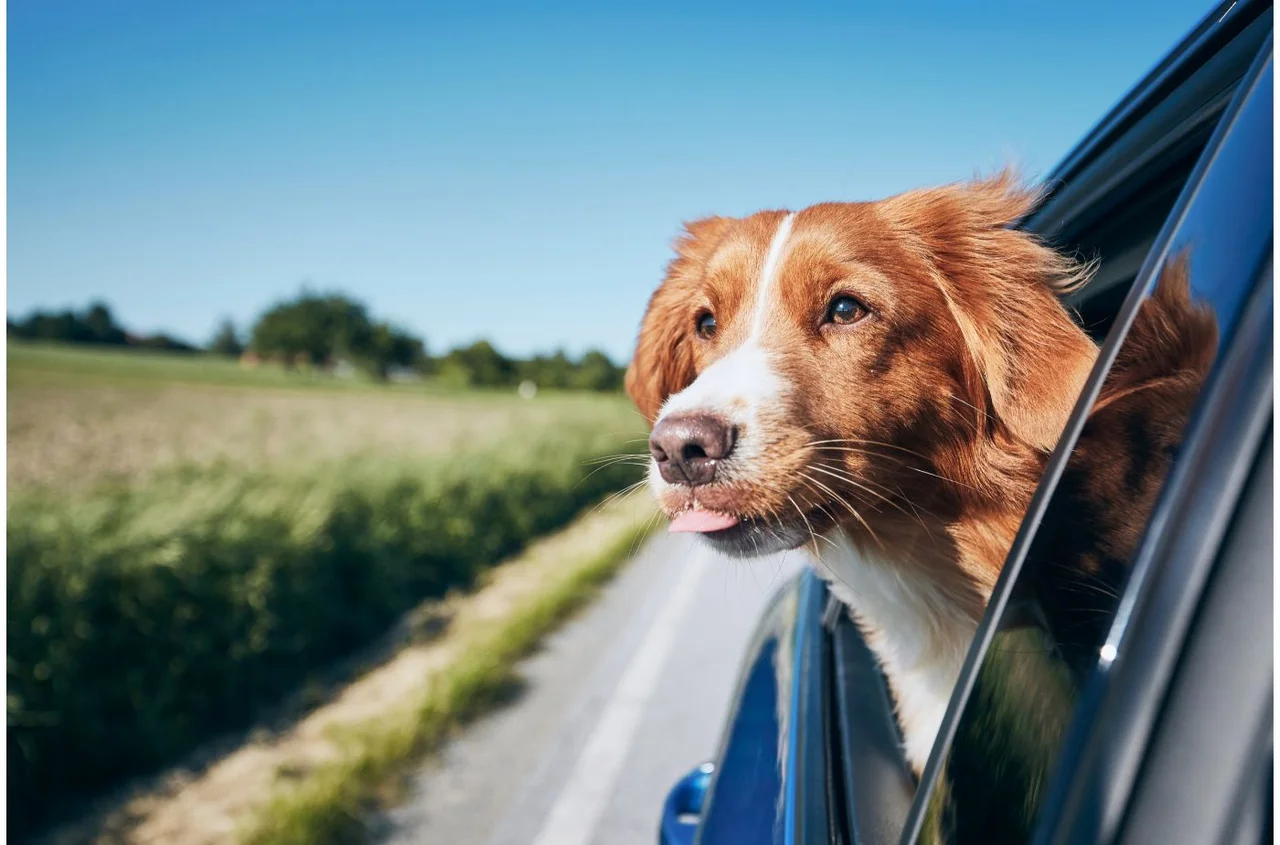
658, 212, 796, 435
749, 212, 796, 339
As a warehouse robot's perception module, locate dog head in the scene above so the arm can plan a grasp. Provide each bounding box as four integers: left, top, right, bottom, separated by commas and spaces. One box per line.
626, 172, 1098, 558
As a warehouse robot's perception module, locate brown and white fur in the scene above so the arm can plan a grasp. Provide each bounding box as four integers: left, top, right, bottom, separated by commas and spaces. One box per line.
625, 172, 1099, 772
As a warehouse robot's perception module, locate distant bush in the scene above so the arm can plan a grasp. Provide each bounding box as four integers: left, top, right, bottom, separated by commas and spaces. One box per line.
6, 430, 642, 835
511, 348, 623, 391
129, 333, 201, 354
432, 342, 625, 391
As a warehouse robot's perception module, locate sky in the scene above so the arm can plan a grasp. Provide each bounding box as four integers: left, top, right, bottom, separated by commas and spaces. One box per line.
9, 0, 1218, 362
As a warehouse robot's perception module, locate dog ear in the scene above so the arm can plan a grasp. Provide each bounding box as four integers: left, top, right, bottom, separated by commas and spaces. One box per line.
883, 171, 1098, 450
625, 216, 730, 423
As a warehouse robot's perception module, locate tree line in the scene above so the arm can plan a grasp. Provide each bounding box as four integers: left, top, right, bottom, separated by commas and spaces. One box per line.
8, 292, 627, 391
7, 302, 199, 353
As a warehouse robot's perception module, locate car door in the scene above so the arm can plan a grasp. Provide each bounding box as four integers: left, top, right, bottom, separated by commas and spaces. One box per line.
898, 15, 1272, 845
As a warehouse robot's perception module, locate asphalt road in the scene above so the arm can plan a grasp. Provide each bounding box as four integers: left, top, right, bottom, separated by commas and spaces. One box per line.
375, 530, 805, 845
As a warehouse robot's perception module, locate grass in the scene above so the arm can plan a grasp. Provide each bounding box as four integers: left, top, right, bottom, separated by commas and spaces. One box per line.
7, 342, 652, 837
9, 339, 438, 391
238, 502, 661, 845
8, 340, 643, 494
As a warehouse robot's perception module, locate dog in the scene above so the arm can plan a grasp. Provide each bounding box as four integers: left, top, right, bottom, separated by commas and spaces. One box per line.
625, 171, 1099, 773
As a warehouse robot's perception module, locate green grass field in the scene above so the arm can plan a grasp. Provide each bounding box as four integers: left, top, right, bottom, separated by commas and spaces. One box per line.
8, 340, 644, 493
9, 339, 438, 390
7, 341, 649, 835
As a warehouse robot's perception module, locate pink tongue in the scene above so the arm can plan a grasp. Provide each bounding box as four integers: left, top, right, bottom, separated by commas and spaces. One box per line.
669, 509, 740, 533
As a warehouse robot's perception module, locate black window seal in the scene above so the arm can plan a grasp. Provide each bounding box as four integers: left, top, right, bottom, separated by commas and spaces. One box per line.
827, 601, 917, 845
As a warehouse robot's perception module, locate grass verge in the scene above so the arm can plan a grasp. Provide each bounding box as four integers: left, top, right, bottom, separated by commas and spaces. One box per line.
238, 503, 660, 845
7, 427, 644, 835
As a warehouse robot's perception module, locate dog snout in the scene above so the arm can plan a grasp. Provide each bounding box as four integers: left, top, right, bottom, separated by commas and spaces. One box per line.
648, 413, 737, 486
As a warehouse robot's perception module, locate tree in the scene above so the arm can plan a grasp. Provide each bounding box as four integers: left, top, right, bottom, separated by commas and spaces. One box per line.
209, 318, 244, 357
572, 349, 624, 391
83, 302, 128, 344
362, 323, 427, 379
440, 340, 517, 387
249, 292, 375, 368
519, 349, 574, 389
248, 291, 430, 380
8, 302, 127, 346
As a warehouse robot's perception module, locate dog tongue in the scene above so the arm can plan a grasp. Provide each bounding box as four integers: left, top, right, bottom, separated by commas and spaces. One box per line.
669, 509, 740, 533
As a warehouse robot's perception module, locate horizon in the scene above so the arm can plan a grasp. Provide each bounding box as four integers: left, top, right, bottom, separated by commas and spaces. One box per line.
9, 0, 1214, 362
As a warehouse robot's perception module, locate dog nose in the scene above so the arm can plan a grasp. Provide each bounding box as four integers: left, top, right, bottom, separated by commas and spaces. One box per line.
649, 413, 737, 486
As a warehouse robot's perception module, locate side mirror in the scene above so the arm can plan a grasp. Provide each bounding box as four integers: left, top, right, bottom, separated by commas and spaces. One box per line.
658, 762, 715, 845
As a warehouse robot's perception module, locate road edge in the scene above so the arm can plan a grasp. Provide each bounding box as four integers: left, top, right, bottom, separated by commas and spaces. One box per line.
238, 499, 662, 845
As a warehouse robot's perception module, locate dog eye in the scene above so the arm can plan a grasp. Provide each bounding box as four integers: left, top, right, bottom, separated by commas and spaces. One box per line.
696, 311, 717, 339
825, 295, 869, 325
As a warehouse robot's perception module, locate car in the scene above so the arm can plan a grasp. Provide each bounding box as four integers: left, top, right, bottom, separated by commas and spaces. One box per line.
658, 2, 1273, 843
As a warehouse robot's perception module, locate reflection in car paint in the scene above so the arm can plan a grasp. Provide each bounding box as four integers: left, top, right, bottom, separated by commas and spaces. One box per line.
694, 567, 834, 845
695, 574, 796, 845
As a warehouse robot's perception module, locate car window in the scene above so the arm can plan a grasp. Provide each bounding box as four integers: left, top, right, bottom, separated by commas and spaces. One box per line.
900, 37, 1272, 845
819, 10, 1272, 844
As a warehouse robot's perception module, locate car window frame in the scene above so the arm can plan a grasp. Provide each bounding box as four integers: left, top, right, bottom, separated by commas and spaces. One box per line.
1033, 46, 1273, 840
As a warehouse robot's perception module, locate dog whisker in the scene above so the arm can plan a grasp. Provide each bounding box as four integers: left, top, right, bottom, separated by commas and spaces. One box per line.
786, 493, 835, 556
797, 454, 949, 524
582, 453, 649, 466
629, 507, 665, 557
577, 459, 648, 489
906, 465, 981, 492
805, 437, 933, 460
802, 445, 916, 471
943, 393, 993, 435
806, 462, 911, 517
799, 471, 884, 550
593, 479, 650, 514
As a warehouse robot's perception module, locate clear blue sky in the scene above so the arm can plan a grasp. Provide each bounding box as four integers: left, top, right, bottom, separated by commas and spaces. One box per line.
9, 0, 1215, 362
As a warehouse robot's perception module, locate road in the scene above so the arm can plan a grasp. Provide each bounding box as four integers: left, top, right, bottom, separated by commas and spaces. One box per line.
374, 531, 805, 845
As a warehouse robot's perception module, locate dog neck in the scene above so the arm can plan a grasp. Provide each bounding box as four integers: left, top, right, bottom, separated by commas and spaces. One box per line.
813, 492, 1030, 773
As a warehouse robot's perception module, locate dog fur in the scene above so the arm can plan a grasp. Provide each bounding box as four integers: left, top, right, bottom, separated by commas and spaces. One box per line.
626, 171, 1101, 772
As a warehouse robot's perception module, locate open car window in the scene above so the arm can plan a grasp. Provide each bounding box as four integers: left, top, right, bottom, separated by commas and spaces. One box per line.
819, 7, 1273, 845
896, 16, 1272, 845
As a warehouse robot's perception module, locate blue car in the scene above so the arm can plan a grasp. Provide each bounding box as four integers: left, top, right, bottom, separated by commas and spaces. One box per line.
660, 2, 1273, 843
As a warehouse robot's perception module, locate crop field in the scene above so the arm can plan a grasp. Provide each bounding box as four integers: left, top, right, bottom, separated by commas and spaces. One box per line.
7, 341, 648, 835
